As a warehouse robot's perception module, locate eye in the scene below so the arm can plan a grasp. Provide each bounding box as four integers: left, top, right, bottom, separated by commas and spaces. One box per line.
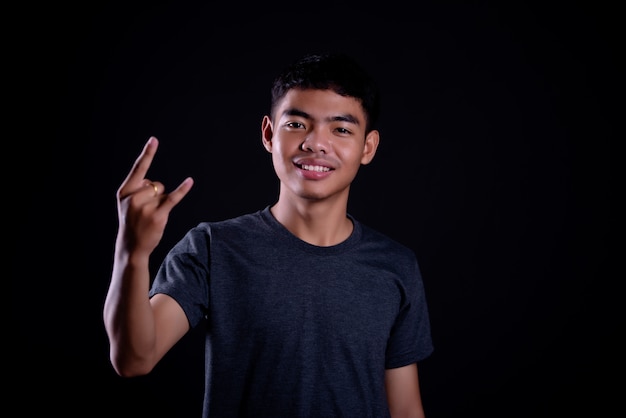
285, 121, 305, 129
334, 127, 352, 135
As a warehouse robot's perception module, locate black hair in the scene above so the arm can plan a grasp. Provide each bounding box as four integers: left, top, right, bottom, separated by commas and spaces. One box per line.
270, 52, 380, 133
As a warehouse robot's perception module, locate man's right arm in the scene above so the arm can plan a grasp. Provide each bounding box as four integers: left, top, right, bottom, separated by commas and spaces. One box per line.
103, 136, 194, 377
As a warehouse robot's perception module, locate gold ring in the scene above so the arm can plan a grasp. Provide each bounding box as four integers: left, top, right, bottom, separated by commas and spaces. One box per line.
149, 182, 158, 197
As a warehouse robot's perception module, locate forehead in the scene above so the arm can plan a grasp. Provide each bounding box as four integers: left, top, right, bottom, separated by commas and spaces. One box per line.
275, 89, 365, 122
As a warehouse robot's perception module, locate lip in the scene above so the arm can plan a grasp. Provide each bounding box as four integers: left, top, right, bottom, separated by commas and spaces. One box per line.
293, 158, 335, 180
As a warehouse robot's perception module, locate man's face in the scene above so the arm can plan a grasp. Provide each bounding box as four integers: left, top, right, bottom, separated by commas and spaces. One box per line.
262, 88, 379, 203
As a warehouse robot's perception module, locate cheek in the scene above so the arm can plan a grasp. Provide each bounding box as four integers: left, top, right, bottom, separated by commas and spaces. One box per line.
337, 144, 365, 163
272, 137, 298, 159
271, 146, 290, 171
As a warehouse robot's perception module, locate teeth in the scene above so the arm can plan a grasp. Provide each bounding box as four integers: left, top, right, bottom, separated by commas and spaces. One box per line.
301, 164, 330, 172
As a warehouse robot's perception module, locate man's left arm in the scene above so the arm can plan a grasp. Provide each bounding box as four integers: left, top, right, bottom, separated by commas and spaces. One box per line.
385, 363, 426, 418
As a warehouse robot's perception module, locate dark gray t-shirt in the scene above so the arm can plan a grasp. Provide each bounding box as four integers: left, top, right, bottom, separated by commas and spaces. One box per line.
150, 206, 433, 417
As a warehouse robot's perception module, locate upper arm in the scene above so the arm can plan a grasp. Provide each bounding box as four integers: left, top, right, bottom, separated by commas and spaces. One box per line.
385, 363, 426, 418
150, 293, 191, 362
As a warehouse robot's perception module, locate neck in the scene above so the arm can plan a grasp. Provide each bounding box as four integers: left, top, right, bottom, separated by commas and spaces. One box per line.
270, 196, 353, 247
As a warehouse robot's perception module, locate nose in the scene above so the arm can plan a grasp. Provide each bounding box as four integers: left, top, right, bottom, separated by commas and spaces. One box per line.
300, 130, 329, 154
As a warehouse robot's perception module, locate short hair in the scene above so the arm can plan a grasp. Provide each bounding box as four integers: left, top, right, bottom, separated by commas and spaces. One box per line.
270, 53, 380, 133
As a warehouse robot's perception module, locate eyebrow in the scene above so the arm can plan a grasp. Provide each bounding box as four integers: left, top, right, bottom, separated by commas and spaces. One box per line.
282, 108, 361, 126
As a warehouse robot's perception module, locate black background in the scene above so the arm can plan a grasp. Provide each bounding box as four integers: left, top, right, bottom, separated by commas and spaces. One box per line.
17, 2, 615, 417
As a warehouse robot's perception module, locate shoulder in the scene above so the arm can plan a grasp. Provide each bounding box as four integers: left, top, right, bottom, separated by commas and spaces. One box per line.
191, 208, 266, 232
357, 220, 417, 262
182, 208, 273, 246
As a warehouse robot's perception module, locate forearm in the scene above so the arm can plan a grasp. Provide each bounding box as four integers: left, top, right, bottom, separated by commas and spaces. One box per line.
103, 247, 158, 377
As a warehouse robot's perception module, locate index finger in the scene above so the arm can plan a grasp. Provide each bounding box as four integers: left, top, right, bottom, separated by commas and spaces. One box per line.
120, 136, 159, 191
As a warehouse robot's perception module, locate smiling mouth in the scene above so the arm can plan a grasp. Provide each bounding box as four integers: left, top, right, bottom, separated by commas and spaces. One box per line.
298, 164, 331, 172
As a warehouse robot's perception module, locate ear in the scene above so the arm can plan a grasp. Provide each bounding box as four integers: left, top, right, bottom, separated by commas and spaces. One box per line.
360, 130, 380, 165
261, 115, 273, 153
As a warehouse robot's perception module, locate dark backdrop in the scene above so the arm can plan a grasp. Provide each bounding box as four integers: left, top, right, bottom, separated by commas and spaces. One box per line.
17, 2, 615, 417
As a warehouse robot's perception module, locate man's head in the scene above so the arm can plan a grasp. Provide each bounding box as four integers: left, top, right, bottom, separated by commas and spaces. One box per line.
270, 53, 380, 134
261, 53, 381, 205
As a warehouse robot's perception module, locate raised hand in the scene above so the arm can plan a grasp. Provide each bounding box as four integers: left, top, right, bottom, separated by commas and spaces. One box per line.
115, 136, 194, 258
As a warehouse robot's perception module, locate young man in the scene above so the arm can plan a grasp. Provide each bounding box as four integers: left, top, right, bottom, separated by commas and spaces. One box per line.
104, 52, 434, 417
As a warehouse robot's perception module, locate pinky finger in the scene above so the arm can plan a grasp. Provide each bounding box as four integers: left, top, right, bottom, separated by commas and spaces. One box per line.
160, 177, 194, 210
